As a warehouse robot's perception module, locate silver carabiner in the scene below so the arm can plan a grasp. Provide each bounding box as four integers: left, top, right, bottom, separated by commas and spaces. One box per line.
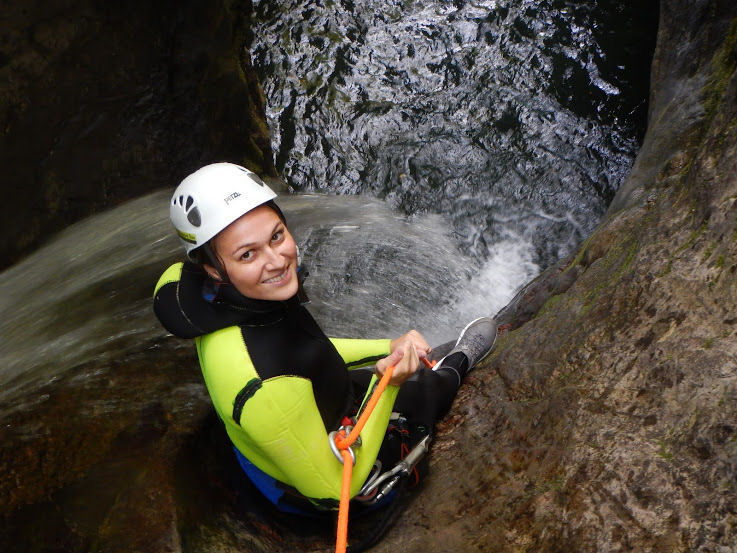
328, 430, 355, 465
358, 435, 432, 503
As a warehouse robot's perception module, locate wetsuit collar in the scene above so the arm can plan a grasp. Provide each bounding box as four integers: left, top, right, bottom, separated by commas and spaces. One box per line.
207, 277, 300, 314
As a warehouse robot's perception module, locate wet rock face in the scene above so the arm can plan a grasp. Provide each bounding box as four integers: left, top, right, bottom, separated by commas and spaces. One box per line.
0, 0, 274, 270
381, 1, 737, 551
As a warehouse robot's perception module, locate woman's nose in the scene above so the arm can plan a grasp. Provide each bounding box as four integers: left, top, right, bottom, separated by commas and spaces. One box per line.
263, 246, 283, 268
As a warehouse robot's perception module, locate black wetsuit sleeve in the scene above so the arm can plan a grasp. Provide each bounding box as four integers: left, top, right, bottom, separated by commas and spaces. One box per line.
154, 279, 205, 338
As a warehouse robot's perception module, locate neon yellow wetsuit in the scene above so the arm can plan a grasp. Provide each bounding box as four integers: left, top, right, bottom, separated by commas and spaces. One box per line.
153, 262, 398, 503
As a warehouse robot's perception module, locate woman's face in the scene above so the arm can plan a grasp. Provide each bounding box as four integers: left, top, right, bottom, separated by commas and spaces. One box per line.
207, 205, 299, 301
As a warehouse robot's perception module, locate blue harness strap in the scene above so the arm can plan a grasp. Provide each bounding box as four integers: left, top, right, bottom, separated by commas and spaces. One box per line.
233, 447, 398, 516
233, 447, 313, 516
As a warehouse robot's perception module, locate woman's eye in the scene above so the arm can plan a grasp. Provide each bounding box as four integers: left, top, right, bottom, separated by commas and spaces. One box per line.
241, 250, 253, 260
272, 230, 284, 242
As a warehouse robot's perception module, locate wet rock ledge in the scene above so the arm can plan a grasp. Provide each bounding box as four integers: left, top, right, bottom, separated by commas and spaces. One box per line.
0, 0, 274, 270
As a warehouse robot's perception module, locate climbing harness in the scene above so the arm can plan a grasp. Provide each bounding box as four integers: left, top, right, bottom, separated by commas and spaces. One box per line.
332, 356, 436, 553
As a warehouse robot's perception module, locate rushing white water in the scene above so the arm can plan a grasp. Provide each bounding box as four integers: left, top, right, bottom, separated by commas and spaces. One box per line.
0, 192, 179, 404
285, 194, 539, 343
0, 191, 537, 404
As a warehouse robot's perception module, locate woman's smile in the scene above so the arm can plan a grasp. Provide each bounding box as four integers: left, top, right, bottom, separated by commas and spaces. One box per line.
262, 268, 292, 285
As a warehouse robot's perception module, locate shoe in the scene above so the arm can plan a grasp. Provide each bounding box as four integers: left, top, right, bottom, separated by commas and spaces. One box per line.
444, 317, 498, 369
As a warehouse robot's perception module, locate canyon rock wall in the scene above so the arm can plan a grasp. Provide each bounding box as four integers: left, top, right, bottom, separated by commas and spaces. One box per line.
0, 0, 274, 270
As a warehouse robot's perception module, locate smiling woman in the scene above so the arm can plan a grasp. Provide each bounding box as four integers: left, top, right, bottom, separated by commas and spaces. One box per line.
205, 206, 299, 301
152, 162, 498, 532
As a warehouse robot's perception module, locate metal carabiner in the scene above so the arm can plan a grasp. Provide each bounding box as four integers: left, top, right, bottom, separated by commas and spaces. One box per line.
358, 435, 432, 503
328, 430, 356, 465
359, 462, 402, 497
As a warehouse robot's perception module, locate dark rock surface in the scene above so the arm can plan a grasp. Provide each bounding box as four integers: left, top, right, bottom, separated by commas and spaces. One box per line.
385, 1, 736, 551
2, 0, 737, 552
0, 0, 274, 270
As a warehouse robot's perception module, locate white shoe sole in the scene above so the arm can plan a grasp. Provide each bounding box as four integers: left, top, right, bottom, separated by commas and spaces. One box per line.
432, 317, 497, 377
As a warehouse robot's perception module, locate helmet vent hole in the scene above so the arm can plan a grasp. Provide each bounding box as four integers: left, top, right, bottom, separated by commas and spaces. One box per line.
185, 196, 193, 210
179, 195, 184, 206
187, 206, 201, 227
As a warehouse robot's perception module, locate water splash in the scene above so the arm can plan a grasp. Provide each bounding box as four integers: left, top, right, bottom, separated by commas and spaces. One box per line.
0, 192, 181, 404
0, 192, 535, 404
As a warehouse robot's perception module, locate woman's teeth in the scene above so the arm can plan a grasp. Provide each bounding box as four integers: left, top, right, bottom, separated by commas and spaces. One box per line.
263, 270, 287, 284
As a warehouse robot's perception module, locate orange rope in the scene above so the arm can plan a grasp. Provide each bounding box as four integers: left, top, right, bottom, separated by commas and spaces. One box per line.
335, 448, 354, 553
335, 366, 394, 450
334, 355, 436, 553
334, 365, 393, 553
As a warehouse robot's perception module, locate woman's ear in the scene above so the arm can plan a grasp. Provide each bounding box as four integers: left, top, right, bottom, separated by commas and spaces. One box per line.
203, 263, 222, 282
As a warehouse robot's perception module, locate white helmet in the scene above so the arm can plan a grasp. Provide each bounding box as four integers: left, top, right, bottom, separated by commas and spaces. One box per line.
170, 162, 277, 256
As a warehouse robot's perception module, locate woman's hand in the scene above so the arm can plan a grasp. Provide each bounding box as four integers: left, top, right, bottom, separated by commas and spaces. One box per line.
376, 340, 420, 387
389, 329, 431, 361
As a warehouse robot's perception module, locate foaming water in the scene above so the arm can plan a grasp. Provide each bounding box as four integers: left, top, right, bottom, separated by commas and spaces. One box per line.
284, 194, 539, 345
449, 237, 540, 323
0, 191, 535, 405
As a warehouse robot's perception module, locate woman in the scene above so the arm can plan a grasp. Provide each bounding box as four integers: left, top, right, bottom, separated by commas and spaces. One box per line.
153, 162, 496, 513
